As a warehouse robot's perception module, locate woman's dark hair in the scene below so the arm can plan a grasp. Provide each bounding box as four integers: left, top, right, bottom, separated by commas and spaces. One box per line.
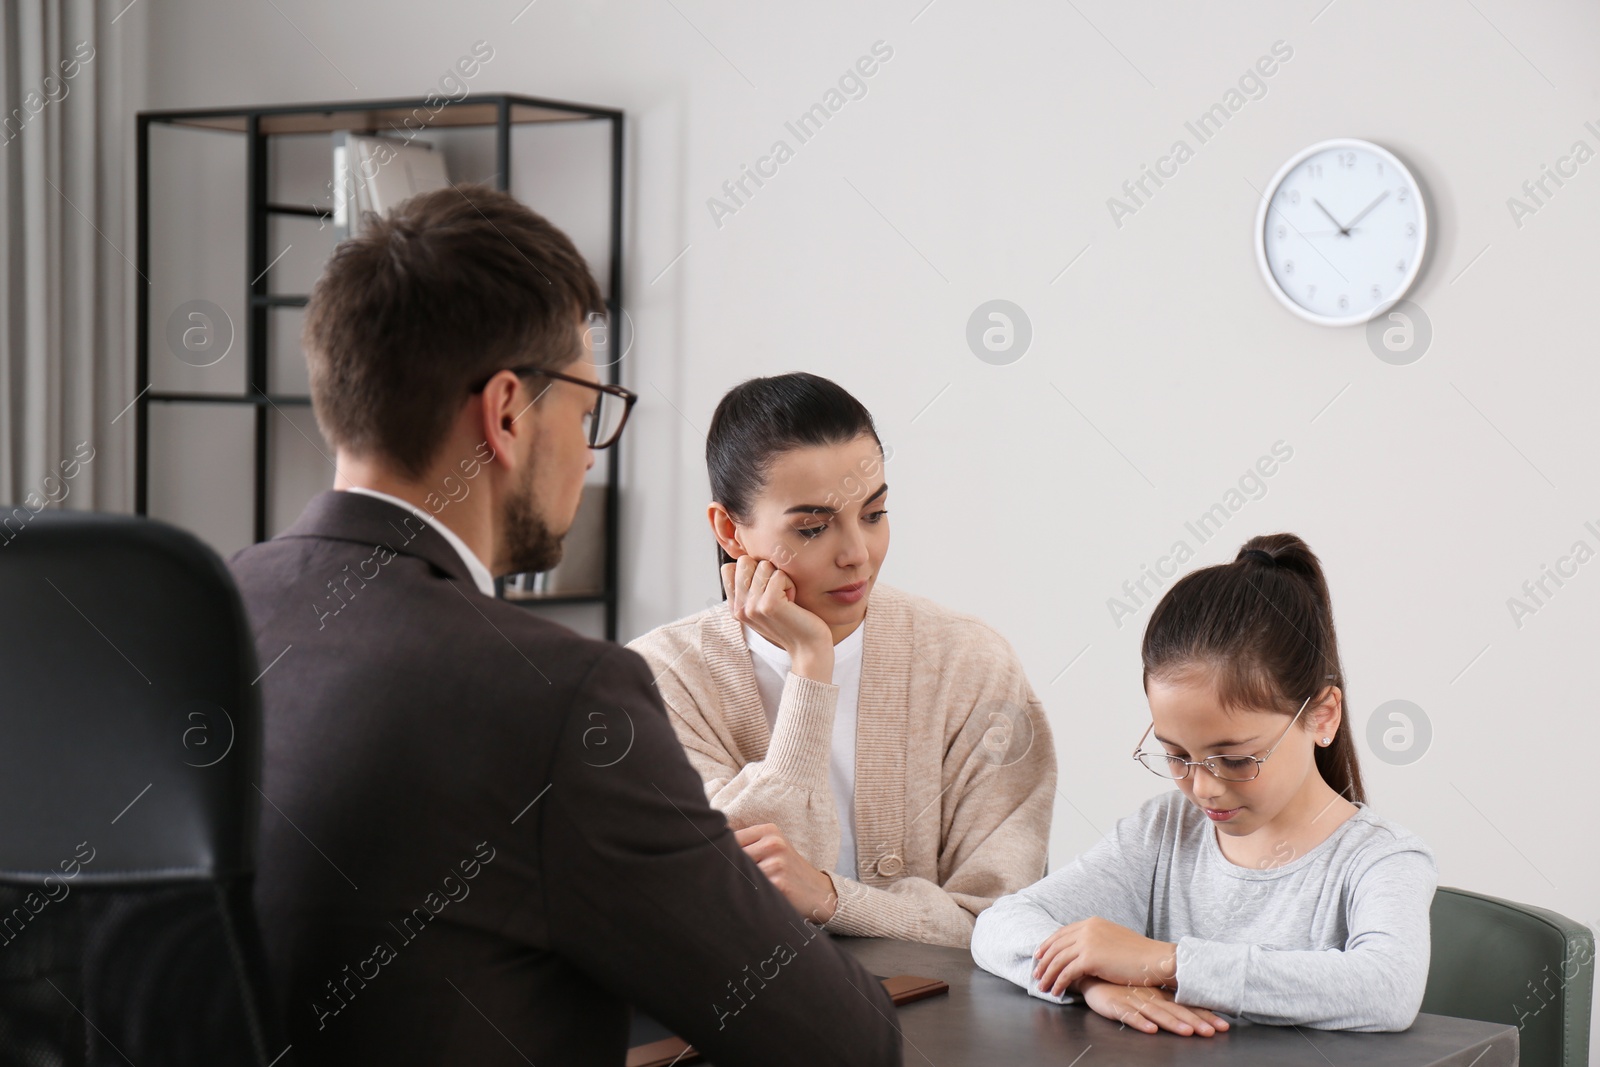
706, 373, 883, 580
1141, 532, 1365, 805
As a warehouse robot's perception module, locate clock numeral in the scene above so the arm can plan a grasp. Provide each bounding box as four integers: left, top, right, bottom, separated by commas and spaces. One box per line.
1276, 224, 1287, 241
1396, 259, 1406, 273
1286, 189, 1301, 206
1376, 160, 1384, 175
1308, 163, 1323, 179
1405, 223, 1416, 237
1397, 186, 1410, 202
1371, 285, 1382, 300
1307, 284, 1317, 299
1338, 295, 1350, 311
1339, 151, 1356, 168
1284, 260, 1295, 275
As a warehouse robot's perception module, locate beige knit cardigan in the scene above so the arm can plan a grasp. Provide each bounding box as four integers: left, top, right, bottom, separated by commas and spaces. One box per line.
626, 582, 1056, 948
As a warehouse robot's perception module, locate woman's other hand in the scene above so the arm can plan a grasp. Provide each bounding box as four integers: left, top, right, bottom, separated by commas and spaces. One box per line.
734, 823, 838, 924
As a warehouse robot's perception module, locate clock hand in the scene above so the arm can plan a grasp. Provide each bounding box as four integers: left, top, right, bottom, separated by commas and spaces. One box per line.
1313, 198, 1349, 236
1343, 190, 1390, 231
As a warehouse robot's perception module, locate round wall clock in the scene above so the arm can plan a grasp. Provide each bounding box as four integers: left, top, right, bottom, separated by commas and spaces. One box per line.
1255, 138, 1428, 326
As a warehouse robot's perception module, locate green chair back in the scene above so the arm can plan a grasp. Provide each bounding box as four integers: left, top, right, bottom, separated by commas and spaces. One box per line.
1422, 886, 1594, 1067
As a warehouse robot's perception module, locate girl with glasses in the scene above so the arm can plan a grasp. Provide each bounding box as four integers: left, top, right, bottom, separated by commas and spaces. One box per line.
971, 534, 1435, 1035
627, 373, 1056, 948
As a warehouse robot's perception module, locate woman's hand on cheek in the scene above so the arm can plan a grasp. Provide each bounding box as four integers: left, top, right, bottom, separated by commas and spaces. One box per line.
721, 558, 835, 681
734, 823, 838, 924
1032, 917, 1179, 995
1078, 979, 1227, 1037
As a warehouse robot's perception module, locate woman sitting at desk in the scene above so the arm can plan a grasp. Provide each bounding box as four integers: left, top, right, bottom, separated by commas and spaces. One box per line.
628, 373, 1055, 949
972, 534, 1436, 1035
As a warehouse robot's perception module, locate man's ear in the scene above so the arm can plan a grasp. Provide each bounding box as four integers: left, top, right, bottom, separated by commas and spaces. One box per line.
475, 370, 528, 470
707, 502, 746, 559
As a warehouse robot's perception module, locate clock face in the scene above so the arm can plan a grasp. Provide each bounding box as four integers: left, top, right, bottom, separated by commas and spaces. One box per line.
1255, 139, 1427, 326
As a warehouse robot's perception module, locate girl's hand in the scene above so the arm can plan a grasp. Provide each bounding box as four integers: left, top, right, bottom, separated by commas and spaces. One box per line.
734, 823, 838, 923
1033, 916, 1178, 995
1078, 979, 1229, 1037
721, 558, 835, 682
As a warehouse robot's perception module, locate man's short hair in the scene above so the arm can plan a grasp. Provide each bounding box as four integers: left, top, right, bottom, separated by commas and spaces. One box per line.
303, 183, 606, 478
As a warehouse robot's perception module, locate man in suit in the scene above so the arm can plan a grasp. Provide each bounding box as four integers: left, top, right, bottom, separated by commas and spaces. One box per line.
229, 184, 902, 1065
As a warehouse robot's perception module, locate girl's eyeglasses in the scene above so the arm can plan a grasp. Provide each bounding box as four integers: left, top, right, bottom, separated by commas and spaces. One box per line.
469, 365, 638, 450
1131, 691, 1316, 783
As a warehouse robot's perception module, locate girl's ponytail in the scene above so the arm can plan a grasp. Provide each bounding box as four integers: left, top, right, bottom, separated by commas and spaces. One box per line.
1142, 533, 1365, 804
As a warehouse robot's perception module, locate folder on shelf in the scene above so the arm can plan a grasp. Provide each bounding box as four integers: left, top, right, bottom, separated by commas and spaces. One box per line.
331, 133, 451, 239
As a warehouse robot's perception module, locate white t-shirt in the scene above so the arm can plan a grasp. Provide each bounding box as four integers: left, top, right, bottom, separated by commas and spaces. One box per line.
741, 622, 864, 880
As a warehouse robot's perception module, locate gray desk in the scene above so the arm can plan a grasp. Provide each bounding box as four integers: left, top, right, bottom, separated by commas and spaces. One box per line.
837, 938, 1519, 1067
630, 936, 1518, 1065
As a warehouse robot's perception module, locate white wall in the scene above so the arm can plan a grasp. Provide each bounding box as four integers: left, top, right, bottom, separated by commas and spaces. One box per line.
136, 0, 1599, 1050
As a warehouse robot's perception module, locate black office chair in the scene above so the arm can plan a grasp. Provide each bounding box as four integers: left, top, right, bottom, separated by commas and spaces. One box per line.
0, 509, 280, 1066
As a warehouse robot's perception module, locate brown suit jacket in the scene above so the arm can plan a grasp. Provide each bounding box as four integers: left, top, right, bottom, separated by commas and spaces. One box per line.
228, 490, 901, 1066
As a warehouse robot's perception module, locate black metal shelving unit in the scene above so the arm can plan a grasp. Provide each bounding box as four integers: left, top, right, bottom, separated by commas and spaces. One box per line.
135, 94, 625, 640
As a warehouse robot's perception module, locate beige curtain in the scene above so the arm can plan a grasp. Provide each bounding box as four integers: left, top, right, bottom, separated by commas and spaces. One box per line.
1, 0, 130, 512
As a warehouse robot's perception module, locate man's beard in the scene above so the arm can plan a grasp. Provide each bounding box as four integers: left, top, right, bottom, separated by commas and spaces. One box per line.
504, 460, 564, 576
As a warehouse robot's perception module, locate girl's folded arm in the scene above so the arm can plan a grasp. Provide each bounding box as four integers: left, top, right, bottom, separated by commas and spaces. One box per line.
1174, 848, 1436, 1031
971, 802, 1163, 1004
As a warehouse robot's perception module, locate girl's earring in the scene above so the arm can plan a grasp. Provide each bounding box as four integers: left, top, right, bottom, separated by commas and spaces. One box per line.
1319, 737, 1331, 746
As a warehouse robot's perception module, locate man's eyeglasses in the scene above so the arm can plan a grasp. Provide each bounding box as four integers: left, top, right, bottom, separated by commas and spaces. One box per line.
1131, 691, 1316, 783
470, 365, 638, 450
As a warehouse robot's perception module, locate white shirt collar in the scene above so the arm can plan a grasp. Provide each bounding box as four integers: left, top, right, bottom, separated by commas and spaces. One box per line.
344, 486, 496, 596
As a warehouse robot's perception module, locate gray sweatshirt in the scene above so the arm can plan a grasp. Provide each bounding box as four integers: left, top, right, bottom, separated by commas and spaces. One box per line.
970, 790, 1436, 1031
